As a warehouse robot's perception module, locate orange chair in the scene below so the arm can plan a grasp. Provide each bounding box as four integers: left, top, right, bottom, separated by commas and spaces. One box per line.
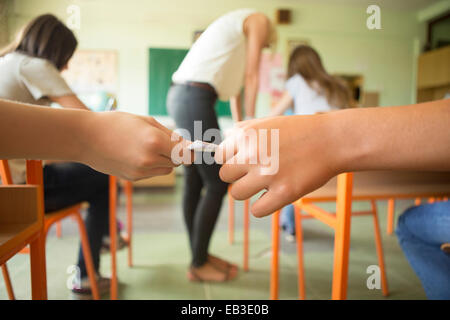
107, 176, 134, 300
271, 171, 450, 300
270, 173, 388, 300
228, 188, 250, 271
8, 169, 135, 301
0, 160, 100, 300
386, 196, 447, 235
120, 180, 134, 268
0, 184, 47, 299
50, 178, 134, 269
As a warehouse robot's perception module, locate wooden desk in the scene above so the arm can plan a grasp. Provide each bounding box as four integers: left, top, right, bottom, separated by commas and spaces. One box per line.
0, 185, 47, 299
132, 170, 176, 188
303, 170, 450, 202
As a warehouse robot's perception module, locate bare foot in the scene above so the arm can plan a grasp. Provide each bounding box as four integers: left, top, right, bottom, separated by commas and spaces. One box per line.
208, 254, 239, 278
188, 261, 236, 282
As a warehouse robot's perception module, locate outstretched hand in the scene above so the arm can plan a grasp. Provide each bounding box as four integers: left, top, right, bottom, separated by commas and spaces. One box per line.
215, 115, 343, 217
81, 111, 193, 181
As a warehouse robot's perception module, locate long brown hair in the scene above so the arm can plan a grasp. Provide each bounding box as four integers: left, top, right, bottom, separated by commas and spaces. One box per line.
0, 14, 77, 70
288, 45, 350, 109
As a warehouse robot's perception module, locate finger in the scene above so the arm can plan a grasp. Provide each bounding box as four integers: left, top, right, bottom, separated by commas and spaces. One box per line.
219, 162, 249, 184
143, 116, 175, 138
228, 170, 267, 200
250, 190, 285, 218
215, 136, 239, 164
250, 184, 300, 218
149, 129, 187, 162
146, 167, 174, 176
148, 155, 179, 168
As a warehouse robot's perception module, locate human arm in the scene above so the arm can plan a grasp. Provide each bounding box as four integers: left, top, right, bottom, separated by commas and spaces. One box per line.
49, 94, 90, 111
0, 99, 192, 180
242, 13, 270, 118
230, 92, 242, 122
215, 99, 450, 217
269, 91, 294, 117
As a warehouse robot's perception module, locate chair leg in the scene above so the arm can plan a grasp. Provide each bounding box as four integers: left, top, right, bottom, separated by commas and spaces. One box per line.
1, 264, 15, 300
331, 173, 353, 300
125, 181, 133, 267
386, 199, 395, 235
370, 200, 389, 297
56, 221, 62, 238
109, 176, 118, 300
428, 197, 435, 203
73, 212, 100, 300
29, 231, 47, 300
270, 210, 280, 300
243, 199, 250, 272
228, 188, 234, 245
294, 205, 305, 300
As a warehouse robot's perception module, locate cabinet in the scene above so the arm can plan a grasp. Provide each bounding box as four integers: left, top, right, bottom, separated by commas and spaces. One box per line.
417, 46, 450, 102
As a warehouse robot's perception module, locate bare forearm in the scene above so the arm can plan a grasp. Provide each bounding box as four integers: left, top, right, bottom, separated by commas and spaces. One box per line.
50, 94, 90, 111
230, 95, 242, 122
329, 99, 450, 173
244, 74, 258, 118
0, 99, 87, 161
269, 91, 293, 117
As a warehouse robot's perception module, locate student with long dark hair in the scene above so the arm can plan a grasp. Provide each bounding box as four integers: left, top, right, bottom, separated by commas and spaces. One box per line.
270, 45, 351, 240
1, 14, 111, 298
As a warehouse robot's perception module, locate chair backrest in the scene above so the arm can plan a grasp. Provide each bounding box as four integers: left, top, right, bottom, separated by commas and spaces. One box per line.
0, 160, 44, 186
0, 160, 13, 185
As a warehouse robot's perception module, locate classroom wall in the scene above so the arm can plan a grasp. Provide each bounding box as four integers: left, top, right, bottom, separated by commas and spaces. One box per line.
4, 0, 441, 115
0, 0, 10, 47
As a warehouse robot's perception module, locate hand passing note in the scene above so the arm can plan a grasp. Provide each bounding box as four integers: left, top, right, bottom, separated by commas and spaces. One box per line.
81, 112, 193, 181
215, 115, 343, 217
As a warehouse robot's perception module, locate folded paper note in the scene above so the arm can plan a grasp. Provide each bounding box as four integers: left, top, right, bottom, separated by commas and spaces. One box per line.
188, 140, 218, 152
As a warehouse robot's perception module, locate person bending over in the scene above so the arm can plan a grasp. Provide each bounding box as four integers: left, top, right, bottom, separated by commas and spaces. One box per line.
167, 9, 276, 282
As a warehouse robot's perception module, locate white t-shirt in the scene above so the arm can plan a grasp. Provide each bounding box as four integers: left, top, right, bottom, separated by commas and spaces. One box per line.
286, 74, 338, 115
0, 52, 73, 184
172, 8, 256, 101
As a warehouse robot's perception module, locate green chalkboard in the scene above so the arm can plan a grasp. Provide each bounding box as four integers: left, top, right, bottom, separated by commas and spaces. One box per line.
148, 48, 231, 116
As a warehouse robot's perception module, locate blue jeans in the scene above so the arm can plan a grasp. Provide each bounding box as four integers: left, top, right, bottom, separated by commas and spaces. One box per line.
281, 204, 295, 235
396, 201, 450, 299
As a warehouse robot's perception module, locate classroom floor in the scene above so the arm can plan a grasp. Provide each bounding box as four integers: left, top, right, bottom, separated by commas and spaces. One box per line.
0, 176, 426, 300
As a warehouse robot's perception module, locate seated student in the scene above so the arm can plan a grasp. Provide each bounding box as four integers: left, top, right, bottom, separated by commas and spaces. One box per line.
269, 45, 351, 241
1, 14, 117, 298
215, 98, 450, 299
396, 201, 450, 299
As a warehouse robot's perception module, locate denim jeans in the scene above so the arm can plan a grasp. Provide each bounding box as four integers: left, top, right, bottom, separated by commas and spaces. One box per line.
280, 204, 295, 235
43, 162, 110, 278
396, 201, 450, 299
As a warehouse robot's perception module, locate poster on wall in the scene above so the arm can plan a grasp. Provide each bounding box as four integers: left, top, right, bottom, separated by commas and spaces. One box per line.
259, 52, 285, 107
61, 50, 118, 111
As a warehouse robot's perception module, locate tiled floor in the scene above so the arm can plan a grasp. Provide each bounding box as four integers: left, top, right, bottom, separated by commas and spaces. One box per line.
0, 176, 426, 300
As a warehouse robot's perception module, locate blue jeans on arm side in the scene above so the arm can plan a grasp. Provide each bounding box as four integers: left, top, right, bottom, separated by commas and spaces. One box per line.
396, 201, 450, 299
